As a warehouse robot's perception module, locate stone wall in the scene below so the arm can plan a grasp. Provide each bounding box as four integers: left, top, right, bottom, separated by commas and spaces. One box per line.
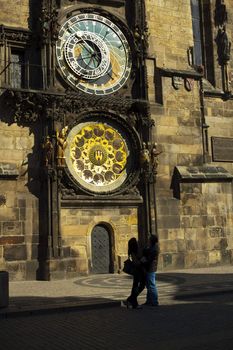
0, 0, 29, 28
0, 180, 39, 280
158, 182, 233, 270
146, 0, 193, 70
0, 122, 39, 280
61, 206, 138, 274
0, 0, 42, 280
146, 0, 233, 270
206, 97, 233, 173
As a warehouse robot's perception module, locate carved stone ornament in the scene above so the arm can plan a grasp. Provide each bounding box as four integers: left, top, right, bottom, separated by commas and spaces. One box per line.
184, 78, 194, 92
133, 0, 149, 54
4, 90, 43, 122
64, 89, 151, 124
0, 194, 6, 206
0, 25, 31, 45
215, 26, 231, 65
60, 182, 78, 199
3, 90, 66, 122
139, 141, 162, 183
2, 88, 150, 127
133, 22, 149, 59
141, 117, 154, 128
2, 86, 152, 137
124, 186, 141, 197
60, 174, 141, 200
214, 0, 228, 27
65, 89, 134, 115
150, 142, 162, 175
172, 76, 183, 90
42, 136, 54, 167
39, 6, 60, 44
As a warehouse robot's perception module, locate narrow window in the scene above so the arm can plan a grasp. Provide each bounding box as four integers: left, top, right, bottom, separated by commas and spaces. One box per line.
191, 0, 202, 66
191, 0, 215, 85
10, 50, 25, 88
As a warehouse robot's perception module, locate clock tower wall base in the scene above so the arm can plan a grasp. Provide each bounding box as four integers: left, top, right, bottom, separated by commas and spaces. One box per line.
58, 206, 139, 276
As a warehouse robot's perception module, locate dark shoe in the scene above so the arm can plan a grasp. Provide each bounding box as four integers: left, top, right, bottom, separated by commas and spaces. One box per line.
122, 300, 133, 309
143, 302, 159, 307
133, 305, 142, 309
142, 302, 151, 306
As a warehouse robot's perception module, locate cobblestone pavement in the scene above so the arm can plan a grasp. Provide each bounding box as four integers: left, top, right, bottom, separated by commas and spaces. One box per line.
1, 266, 233, 316
1, 293, 233, 350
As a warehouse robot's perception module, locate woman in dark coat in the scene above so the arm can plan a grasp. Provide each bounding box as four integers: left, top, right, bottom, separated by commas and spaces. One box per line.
124, 237, 146, 309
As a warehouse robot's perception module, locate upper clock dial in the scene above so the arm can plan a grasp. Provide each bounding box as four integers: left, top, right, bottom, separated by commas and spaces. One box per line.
56, 13, 132, 95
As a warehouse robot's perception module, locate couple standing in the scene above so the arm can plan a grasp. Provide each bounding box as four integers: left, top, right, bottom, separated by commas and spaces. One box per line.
125, 235, 159, 309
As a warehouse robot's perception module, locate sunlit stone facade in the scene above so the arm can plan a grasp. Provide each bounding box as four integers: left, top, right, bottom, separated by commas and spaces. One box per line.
0, 0, 232, 280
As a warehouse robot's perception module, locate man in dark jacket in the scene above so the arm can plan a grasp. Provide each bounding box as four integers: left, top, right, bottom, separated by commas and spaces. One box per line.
142, 234, 159, 306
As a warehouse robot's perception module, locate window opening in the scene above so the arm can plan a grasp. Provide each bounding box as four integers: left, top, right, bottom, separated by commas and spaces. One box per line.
191, 0, 202, 66
10, 50, 25, 89
191, 0, 215, 85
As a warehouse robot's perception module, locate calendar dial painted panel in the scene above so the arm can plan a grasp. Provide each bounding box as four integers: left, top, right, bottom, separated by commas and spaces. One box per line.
64, 121, 131, 193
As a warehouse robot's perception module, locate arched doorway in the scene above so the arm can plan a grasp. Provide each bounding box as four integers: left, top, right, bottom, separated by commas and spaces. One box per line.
91, 225, 113, 274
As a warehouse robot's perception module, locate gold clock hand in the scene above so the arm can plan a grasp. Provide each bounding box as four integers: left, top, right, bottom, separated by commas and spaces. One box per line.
106, 68, 119, 80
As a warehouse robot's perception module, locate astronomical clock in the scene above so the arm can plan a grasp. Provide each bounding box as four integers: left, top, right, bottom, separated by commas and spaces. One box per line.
54, 6, 140, 197
37, 1, 150, 278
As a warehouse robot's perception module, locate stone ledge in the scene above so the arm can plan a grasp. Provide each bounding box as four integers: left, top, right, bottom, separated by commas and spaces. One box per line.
174, 166, 233, 182
84, 0, 125, 6
61, 195, 143, 207
158, 67, 203, 80
0, 163, 19, 179
204, 89, 232, 100
171, 166, 233, 199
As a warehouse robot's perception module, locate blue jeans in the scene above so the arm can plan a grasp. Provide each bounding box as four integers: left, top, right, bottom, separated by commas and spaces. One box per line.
146, 272, 158, 305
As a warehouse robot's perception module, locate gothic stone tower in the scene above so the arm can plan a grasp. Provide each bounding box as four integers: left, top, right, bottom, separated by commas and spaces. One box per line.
0, 0, 155, 280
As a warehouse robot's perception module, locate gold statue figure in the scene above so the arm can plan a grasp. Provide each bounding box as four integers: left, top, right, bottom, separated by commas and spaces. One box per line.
56, 126, 68, 167
140, 142, 150, 170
